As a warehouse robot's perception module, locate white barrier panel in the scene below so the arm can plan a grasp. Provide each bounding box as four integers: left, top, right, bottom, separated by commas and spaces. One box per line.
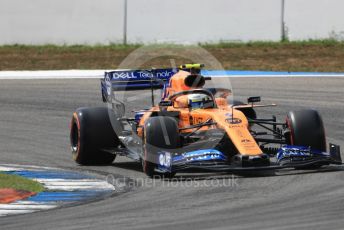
0, 0, 124, 45
0, 0, 344, 44
285, 0, 344, 40
127, 0, 281, 43
0, 0, 281, 45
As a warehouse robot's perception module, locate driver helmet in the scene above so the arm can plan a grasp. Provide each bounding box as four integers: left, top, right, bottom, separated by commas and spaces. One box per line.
188, 94, 213, 110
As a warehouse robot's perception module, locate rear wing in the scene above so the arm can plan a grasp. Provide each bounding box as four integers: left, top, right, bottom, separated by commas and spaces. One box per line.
100, 68, 177, 102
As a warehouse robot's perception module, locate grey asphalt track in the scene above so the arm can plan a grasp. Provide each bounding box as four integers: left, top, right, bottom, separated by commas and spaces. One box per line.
0, 77, 343, 230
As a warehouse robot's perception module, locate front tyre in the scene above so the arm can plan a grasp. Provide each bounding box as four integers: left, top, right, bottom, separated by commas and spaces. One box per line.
142, 116, 180, 178
286, 109, 326, 152
70, 107, 122, 165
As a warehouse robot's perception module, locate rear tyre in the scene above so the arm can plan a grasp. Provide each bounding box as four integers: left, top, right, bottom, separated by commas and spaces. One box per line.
142, 116, 180, 178
70, 107, 122, 165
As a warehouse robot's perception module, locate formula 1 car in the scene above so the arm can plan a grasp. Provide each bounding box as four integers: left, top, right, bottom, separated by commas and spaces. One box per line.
70, 64, 342, 177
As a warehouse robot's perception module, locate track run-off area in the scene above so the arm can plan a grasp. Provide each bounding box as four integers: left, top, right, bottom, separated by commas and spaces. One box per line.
0, 76, 343, 230
0, 164, 117, 217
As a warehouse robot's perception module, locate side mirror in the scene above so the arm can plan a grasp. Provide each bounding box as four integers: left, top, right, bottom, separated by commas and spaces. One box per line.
159, 100, 172, 111
247, 96, 261, 104
159, 100, 173, 107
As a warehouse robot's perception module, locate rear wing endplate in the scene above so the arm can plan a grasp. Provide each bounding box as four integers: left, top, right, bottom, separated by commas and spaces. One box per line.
100, 68, 177, 102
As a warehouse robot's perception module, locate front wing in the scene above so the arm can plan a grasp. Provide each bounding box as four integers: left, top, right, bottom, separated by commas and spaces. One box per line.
154, 144, 342, 173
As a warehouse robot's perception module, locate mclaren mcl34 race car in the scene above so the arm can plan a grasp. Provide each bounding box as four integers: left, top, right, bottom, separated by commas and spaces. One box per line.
70, 64, 342, 177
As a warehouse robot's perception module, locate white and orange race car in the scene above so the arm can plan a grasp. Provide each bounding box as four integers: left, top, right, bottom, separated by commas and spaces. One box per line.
70, 64, 342, 177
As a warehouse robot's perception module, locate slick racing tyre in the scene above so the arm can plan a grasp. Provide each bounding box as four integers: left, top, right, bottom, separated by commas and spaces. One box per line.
70, 107, 122, 165
142, 116, 180, 178
286, 109, 326, 152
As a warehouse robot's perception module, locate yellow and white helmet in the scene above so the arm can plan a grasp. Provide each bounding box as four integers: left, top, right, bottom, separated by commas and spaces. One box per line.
188, 94, 213, 110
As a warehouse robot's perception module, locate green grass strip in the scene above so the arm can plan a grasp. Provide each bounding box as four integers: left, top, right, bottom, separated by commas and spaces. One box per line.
0, 173, 44, 193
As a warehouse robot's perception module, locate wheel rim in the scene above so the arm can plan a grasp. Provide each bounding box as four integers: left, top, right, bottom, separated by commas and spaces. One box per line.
71, 122, 79, 153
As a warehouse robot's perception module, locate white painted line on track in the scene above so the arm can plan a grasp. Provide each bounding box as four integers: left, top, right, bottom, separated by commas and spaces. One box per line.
0, 204, 57, 210
0, 70, 106, 80
0, 166, 27, 171
40, 184, 114, 191
34, 179, 101, 182
0, 164, 62, 171
33, 179, 115, 191
210, 74, 344, 78
1, 70, 344, 79
0, 209, 36, 216
15, 201, 56, 205
38, 181, 112, 187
